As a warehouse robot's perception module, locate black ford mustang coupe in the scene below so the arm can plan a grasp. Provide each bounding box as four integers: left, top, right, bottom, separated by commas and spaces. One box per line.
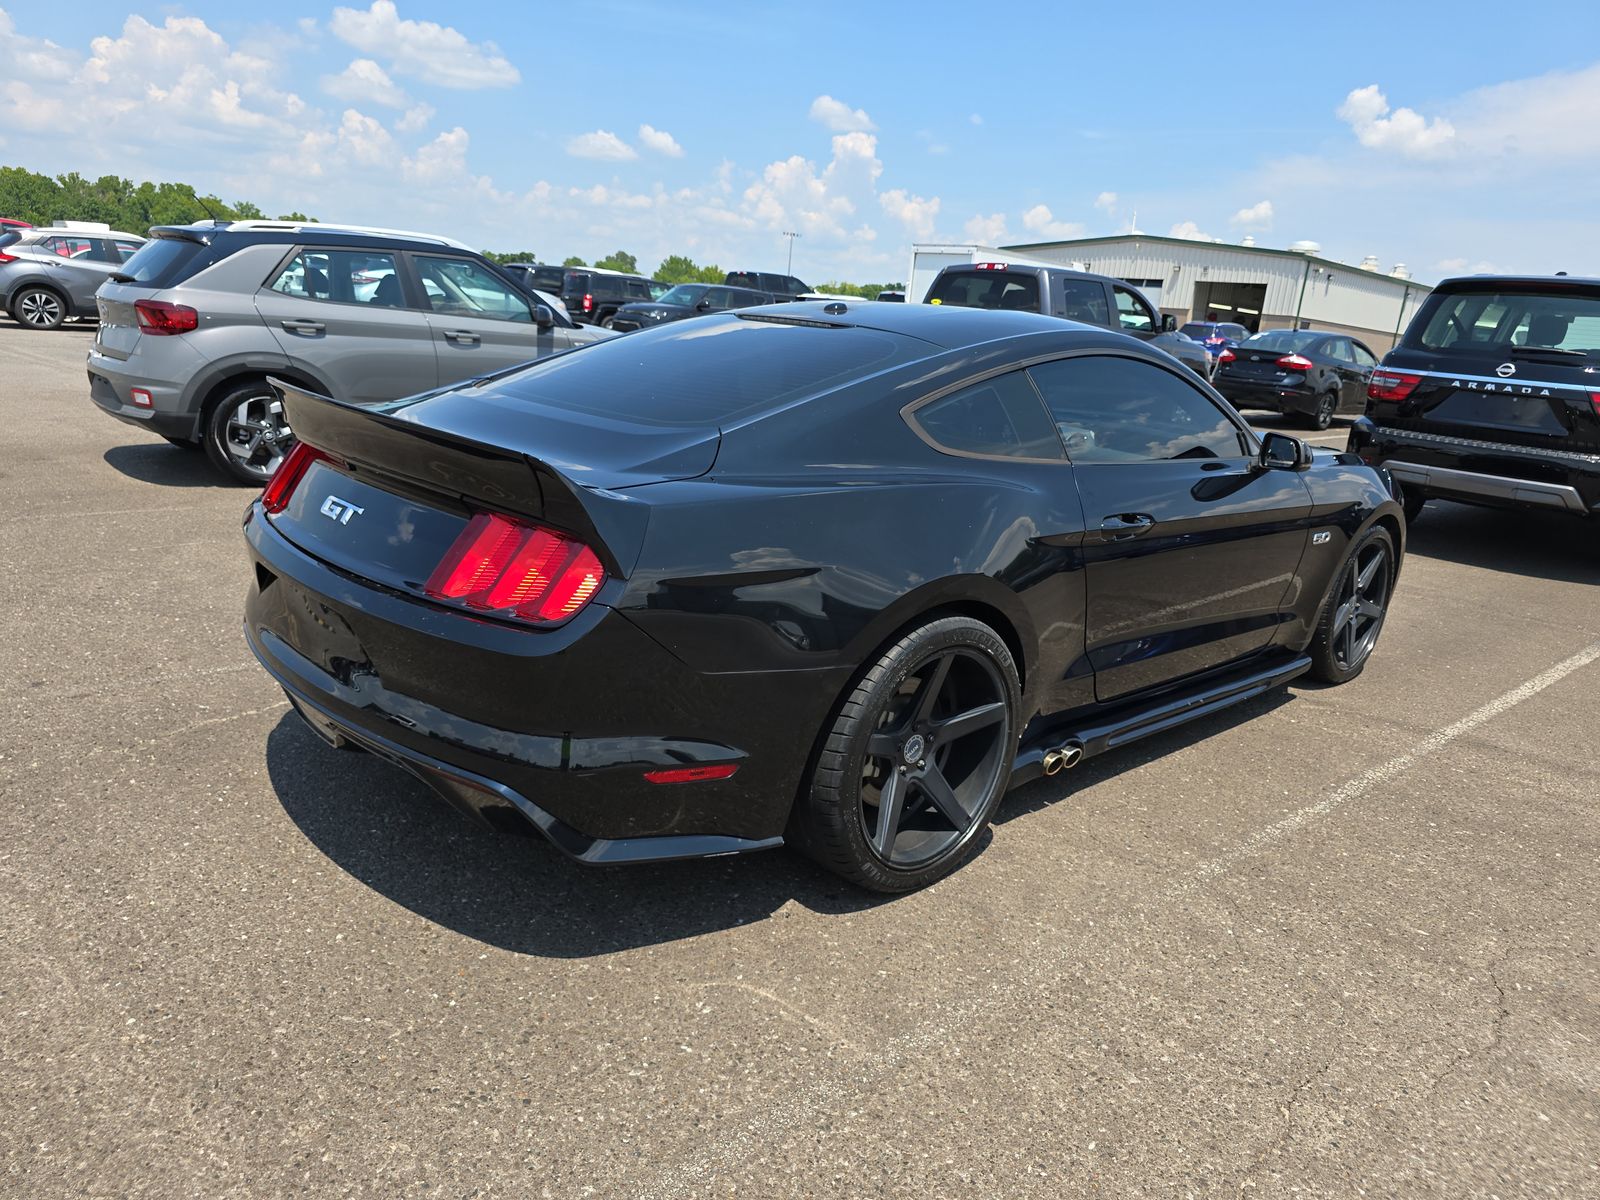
245, 302, 1404, 892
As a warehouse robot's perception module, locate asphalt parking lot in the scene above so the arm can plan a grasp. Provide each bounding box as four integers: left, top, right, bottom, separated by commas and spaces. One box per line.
4, 320, 1598, 1199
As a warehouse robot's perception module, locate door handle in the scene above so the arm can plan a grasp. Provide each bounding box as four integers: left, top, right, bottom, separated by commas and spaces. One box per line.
280, 319, 324, 334
444, 330, 480, 345
1099, 513, 1156, 541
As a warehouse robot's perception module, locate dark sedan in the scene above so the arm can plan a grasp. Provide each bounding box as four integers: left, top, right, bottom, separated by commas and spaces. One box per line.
607, 282, 771, 332
1213, 329, 1380, 430
244, 302, 1404, 892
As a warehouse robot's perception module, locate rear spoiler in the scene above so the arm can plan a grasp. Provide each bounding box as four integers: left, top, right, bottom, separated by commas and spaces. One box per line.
269, 379, 651, 578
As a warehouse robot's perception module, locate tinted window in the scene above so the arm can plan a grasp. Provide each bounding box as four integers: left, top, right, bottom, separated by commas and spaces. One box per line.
563, 271, 592, 295
702, 287, 735, 310
624, 279, 652, 300
1351, 342, 1378, 368
1242, 330, 1322, 353
115, 236, 203, 286
1325, 338, 1355, 363
1408, 288, 1600, 358
530, 266, 566, 292
1028, 355, 1247, 463
727, 289, 767, 310
436, 318, 925, 427
927, 270, 1041, 312
658, 284, 708, 306
1058, 279, 1110, 324
415, 255, 531, 321
911, 372, 1063, 460
269, 249, 401, 307
725, 272, 759, 289
1112, 286, 1155, 333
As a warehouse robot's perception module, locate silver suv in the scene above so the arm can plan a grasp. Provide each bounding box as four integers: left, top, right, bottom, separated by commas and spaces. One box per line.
88, 221, 615, 483
1, 222, 145, 330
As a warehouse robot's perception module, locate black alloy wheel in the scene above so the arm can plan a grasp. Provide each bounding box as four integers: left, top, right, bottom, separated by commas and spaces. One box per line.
793, 616, 1019, 892
1308, 525, 1395, 684
13, 286, 66, 330
1306, 391, 1337, 431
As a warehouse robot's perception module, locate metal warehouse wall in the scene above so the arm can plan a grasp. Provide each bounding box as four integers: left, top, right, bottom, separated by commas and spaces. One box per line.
1010, 237, 1429, 352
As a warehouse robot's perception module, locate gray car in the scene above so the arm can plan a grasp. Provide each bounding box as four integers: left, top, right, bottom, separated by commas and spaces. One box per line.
88, 220, 615, 483
1, 223, 145, 330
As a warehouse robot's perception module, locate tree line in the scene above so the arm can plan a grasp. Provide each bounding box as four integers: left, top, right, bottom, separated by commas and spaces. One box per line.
2, 165, 903, 294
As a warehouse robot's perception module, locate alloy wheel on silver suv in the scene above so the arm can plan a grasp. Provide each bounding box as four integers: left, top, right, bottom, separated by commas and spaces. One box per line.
204, 384, 295, 484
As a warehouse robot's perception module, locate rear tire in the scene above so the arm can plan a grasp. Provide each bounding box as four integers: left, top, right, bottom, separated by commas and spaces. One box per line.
1307, 525, 1396, 685
600, 315, 615, 330
11, 285, 66, 330
1304, 391, 1337, 431
791, 616, 1019, 892
202, 381, 295, 485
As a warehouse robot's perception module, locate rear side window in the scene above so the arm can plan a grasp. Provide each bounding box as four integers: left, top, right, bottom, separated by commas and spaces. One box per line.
458, 318, 926, 427
927, 270, 1041, 312
1057, 279, 1110, 325
910, 372, 1064, 460
269, 249, 401, 307
1028, 355, 1247, 462
1408, 288, 1600, 357
114, 236, 205, 287
531, 266, 565, 292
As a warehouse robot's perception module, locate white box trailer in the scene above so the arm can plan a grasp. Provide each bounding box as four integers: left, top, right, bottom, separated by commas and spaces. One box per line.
904, 244, 1085, 307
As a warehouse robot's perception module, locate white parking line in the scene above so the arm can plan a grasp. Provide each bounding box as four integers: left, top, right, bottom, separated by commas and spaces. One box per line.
636, 639, 1600, 1198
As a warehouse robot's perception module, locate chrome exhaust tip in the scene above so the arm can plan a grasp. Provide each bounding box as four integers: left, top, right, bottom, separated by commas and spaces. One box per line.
1041, 742, 1084, 776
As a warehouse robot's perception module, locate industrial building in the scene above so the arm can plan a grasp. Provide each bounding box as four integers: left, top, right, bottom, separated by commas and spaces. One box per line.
997, 233, 1430, 352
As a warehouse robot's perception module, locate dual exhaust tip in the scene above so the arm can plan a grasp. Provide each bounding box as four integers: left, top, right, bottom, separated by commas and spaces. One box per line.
1041, 742, 1085, 776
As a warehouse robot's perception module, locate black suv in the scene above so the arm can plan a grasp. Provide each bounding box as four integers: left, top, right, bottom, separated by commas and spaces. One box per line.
725, 270, 809, 299
1349, 275, 1600, 530
497, 261, 566, 297
924, 262, 1213, 380
561, 269, 657, 326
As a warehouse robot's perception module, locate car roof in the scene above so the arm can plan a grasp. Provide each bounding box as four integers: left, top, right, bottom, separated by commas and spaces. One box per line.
25, 227, 143, 240
745, 299, 1133, 351
1434, 273, 1600, 290
151, 220, 474, 252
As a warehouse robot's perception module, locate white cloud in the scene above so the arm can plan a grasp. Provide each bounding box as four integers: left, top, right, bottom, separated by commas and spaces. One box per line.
403, 125, 469, 183
329, 1, 518, 89
1169, 221, 1213, 241
1337, 84, 1455, 157
637, 123, 684, 157
395, 102, 434, 132
743, 131, 883, 242
969, 113, 983, 126
1094, 191, 1118, 213
336, 108, 396, 167
0, 10, 75, 81
1230, 199, 1274, 229
322, 58, 407, 108
1020, 204, 1083, 240
566, 129, 637, 161
809, 94, 875, 132
964, 212, 1009, 245
569, 184, 653, 210
879, 189, 940, 240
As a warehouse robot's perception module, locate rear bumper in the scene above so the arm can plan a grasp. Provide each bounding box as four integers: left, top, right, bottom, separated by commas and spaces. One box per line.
86, 344, 203, 440
1215, 379, 1316, 414
1349, 419, 1600, 517
243, 505, 845, 861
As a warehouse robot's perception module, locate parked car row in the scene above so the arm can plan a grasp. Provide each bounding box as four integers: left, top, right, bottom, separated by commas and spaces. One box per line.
0, 221, 146, 329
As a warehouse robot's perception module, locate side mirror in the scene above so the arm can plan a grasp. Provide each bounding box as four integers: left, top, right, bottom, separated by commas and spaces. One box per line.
1258, 431, 1312, 471
1160, 313, 1177, 332
533, 303, 555, 329
695, 299, 712, 312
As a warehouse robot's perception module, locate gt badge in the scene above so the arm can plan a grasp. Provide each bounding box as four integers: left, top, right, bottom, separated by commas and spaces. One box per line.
319, 495, 365, 525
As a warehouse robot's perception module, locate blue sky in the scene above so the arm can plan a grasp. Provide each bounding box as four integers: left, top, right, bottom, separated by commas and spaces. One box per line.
6, 2, 1600, 283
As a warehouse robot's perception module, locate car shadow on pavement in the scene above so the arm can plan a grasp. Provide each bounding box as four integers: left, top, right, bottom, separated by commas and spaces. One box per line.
102, 442, 238, 488
1403, 501, 1600, 585
265, 714, 884, 957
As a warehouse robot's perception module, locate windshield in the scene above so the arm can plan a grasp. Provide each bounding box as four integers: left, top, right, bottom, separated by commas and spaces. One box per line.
657, 285, 707, 306
1242, 330, 1322, 353
1408, 288, 1600, 358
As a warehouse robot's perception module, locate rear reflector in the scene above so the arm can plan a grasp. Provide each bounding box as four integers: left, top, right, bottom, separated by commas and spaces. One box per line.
1368, 370, 1422, 403
129, 387, 153, 408
261, 440, 326, 514
643, 764, 740, 785
426, 512, 605, 625
134, 298, 198, 335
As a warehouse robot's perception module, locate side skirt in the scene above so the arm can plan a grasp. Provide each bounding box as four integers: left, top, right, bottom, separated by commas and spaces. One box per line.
1010, 650, 1312, 788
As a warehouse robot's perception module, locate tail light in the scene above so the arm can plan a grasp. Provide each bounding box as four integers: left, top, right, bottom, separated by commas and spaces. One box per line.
974, 262, 1009, 270
260, 440, 327, 513
582, 293, 594, 313
1217, 348, 1236, 364
1589, 391, 1600, 418
1276, 353, 1315, 372
0, 251, 16, 264
134, 298, 198, 335
1368, 370, 1422, 403
426, 512, 605, 625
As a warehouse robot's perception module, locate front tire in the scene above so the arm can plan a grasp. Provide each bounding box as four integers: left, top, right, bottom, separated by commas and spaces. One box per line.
791, 616, 1019, 892
1307, 525, 1396, 684
11, 286, 66, 330
203, 381, 295, 485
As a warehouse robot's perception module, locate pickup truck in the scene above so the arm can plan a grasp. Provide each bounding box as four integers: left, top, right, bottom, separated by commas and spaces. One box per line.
923, 261, 1213, 380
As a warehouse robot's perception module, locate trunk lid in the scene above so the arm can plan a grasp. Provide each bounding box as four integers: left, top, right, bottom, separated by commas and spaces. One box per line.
92, 280, 145, 359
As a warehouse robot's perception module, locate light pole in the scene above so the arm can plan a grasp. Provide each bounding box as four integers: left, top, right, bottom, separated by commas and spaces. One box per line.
782, 230, 801, 275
